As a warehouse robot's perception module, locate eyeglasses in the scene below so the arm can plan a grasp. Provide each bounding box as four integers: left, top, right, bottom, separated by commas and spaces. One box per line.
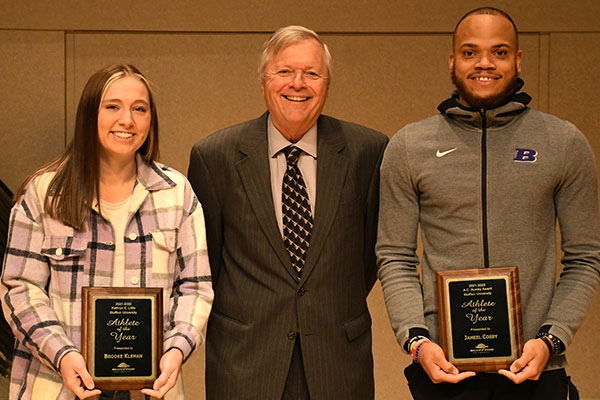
269, 69, 328, 82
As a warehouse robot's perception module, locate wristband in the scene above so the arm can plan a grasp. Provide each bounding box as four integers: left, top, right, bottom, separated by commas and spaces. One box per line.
536, 332, 563, 355
407, 335, 429, 355
538, 336, 553, 355
411, 338, 430, 362
546, 333, 563, 354
409, 337, 428, 356
413, 340, 428, 363
404, 328, 430, 352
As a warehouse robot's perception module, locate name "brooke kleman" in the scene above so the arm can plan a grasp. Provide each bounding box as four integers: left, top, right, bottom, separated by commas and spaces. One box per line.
104, 353, 143, 359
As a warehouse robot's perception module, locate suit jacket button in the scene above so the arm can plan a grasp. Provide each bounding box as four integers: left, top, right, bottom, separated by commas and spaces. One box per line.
298, 288, 306, 296
287, 331, 296, 340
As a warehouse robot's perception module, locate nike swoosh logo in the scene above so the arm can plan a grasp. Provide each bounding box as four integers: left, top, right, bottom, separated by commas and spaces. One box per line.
436, 148, 458, 158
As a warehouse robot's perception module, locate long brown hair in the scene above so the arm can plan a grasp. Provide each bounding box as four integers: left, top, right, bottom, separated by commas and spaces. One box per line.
15, 64, 160, 229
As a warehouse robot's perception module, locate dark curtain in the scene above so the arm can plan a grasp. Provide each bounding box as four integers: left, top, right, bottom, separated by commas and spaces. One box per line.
0, 180, 14, 376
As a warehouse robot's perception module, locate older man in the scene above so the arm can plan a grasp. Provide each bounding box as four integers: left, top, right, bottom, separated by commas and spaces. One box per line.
188, 26, 388, 399
377, 6, 600, 400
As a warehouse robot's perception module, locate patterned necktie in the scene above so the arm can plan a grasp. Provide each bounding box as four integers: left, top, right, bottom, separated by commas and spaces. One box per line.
282, 146, 313, 278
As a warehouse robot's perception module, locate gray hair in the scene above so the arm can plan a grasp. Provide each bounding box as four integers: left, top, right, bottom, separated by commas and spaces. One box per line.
258, 25, 332, 84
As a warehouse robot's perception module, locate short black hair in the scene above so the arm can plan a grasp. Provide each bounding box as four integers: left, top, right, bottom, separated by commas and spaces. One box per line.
453, 6, 519, 48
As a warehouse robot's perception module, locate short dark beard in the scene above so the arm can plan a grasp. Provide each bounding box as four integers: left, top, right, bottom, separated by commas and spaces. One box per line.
451, 67, 519, 110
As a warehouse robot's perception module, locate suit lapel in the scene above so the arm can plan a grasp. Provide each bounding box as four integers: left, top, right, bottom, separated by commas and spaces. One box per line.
236, 113, 295, 278
301, 116, 349, 283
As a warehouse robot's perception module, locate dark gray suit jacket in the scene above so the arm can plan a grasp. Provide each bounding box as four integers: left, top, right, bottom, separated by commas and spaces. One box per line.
188, 113, 388, 399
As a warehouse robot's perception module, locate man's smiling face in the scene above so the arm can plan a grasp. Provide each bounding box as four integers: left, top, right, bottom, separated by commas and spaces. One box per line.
449, 13, 522, 109
261, 39, 329, 142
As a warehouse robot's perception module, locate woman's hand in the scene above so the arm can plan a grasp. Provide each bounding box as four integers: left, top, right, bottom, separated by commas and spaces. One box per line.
59, 351, 102, 399
141, 348, 184, 399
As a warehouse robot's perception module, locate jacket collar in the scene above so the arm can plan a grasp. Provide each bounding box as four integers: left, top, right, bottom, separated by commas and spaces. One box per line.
239, 112, 347, 156
91, 154, 175, 215
437, 78, 532, 129
135, 153, 176, 192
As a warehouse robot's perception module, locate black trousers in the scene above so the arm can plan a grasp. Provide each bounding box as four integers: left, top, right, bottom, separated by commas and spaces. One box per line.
404, 363, 579, 400
97, 391, 131, 400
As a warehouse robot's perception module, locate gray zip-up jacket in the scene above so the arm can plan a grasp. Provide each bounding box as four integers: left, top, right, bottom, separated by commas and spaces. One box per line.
377, 84, 600, 370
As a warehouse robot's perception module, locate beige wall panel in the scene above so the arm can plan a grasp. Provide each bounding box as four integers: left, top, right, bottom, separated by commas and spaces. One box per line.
181, 344, 206, 399
0, 31, 64, 192
549, 33, 600, 174
567, 292, 600, 398
2, 0, 599, 33
537, 33, 551, 113
322, 33, 454, 136
548, 32, 600, 399
368, 282, 412, 399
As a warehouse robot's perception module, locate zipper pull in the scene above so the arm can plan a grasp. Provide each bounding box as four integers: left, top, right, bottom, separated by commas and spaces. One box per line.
480, 109, 487, 129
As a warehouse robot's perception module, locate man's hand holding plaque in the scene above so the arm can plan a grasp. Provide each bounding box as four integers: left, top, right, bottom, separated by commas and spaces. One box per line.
416, 341, 476, 384
498, 335, 552, 384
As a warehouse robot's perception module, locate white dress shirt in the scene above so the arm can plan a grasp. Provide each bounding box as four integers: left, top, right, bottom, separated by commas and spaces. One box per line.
267, 115, 317, 236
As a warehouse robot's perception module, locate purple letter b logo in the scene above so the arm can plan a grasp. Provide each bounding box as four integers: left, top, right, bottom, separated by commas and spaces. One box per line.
514, 148, 537, 163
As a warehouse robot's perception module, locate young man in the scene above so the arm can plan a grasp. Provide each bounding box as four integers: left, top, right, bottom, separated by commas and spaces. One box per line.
377, 7, 600, 399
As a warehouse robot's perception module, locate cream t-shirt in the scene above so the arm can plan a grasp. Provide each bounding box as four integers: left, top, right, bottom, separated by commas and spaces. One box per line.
100, 196, 131, 287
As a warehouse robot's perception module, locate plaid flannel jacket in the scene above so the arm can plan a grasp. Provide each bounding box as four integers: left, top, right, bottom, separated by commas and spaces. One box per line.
1, 156, 213, 399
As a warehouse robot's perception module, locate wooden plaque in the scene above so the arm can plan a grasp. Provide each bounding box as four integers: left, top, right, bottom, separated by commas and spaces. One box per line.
82, 287, 163, 390
436, 266, 523, 372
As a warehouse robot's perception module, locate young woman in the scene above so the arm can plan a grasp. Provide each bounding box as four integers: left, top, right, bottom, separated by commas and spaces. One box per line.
1, 64, 213, 400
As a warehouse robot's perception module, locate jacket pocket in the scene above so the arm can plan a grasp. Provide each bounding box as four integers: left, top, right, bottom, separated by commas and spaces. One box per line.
42, 236, 87, 261
150, 229, 176, 274
208, 309, 251, 341
41, 236, 88, 324
343, 310, 372, 342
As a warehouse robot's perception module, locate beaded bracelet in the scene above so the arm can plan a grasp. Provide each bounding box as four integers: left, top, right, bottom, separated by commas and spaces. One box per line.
411, 338, 431, 362
409, 338, 428, 357
538, 335, 553, 355
546, 333, 563, 354
536, 332, 563, 355
407, 335, 429, 355
413, 339, 430, 363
